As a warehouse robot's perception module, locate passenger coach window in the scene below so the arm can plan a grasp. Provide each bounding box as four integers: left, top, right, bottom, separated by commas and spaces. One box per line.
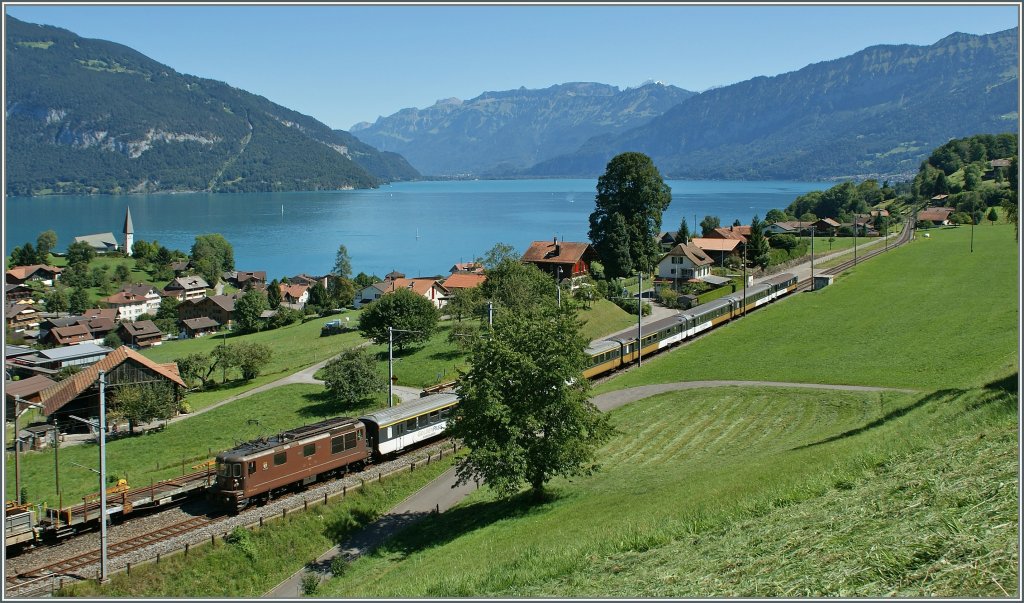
406, 418, 417, 431
274, 452, 287, 466
303, 444, 316, 457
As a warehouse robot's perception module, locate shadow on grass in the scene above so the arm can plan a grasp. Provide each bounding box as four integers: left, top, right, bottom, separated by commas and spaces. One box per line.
790, 388, 956, 451
297, 390, 378, 419
984, 372, 1018, 394
360, 488, 564, 562
428, 350, 463, 362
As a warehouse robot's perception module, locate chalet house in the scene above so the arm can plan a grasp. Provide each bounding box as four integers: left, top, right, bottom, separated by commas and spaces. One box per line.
765, 221, 804, 236
225, 271, 267, 289
657, 243, 715, 282
178, 294, 240, 329
285, 274, 328, 289
917, 207, 955, 227
990, 158, 1012, 169
119, 284, 162, 315
5, 302, 43, 332
810, 218, 841, 233
279, 283, 310, 309
73, 233, 119, 253
6, 264, 62, 286
5, 375, 58, 416
708, 226, 750, 242
41, 313, 116, 347
102, 291, 152, 322
929, 194, 950, 206
163, 275, 210, 302
520, 238, 598, 285
657, 231, 681, 251
440, 272, 487, 293
354, 277, 449, 310
449, 262, 484, 275
689, 237, 742, 266
82, 308, 118, 322
869, 209, 890, 218
117, 320, 163, 348
5, 283, 33, 303
35, 346, 185, 432
169, 260, 191, 275
46, 324, 93, 346
182, 317, 221, 339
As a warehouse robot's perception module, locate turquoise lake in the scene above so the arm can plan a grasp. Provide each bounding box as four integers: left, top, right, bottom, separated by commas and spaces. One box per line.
4, 179, 824, 279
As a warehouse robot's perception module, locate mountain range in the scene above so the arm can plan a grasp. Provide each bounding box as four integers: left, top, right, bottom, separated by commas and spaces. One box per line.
4, 16, 419, 196
4, 16, 1019, 196
350, 82, 696, 177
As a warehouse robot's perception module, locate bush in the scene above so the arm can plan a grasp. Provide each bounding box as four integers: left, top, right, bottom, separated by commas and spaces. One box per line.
612, 297, 651, 316
330, 556, 350, 577
301, 573, 320, 595
225, 526, 259, 561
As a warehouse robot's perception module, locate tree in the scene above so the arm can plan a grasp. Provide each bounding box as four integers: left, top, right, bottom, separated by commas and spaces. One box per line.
190, 234, 234, 285
747, 215, 771, 270
674, 217, 690, 245
770, 234, 799, 255
66, 240, 96, 266
332, 244, 352, 280
589, 152, 672, 276
449, 303, 613, 499
478, 243, 519, 271
598, 213, 634, 279
328, 277, 355, 308
234, 289, 269, 333
987, 207, 999, 225
447, 286, 485, 322
764, 208, 788, 224
699, 215, 721, 236
68, 288, 89, 315
110, 382, 177, 434
113, 263, 131, 284
358, 288, 439, 352
321, 347, 386, 406
353, 272, 380, 289
36, 230, 57, 263
103, 332, 123, 349
267, 278, 283, 307
307, 281, 330, 310
233, 342, 273, 381
479, 258, 557, 316
175, 353, 216, 389
12, 243, 37, 267
45, 286, 69, 313
156, 296, 181, 321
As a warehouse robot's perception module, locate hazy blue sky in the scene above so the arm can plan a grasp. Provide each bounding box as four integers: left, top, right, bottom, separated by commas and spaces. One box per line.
5, 3, 1020, 131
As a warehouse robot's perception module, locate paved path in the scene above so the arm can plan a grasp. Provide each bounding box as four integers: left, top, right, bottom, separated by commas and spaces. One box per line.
262, 379, 916, 597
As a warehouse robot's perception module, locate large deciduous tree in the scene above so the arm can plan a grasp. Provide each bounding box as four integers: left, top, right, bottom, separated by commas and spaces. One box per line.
66, 240, 96, 267
358, 288, 439, 351
589, 152, 672, 279
190, 233, 234, 285
36, 230, 57, 263
110, 382, 178, 434
449, 303, 613, 499
321, 347, 386, 407
234, 289, 269, 332
479, 258, 557, 316
700, 215, 721, 236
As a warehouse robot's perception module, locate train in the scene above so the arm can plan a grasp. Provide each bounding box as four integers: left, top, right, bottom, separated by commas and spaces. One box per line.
583, 272, 798, 379
6, 272, 797, 546
211, 393, 459, 512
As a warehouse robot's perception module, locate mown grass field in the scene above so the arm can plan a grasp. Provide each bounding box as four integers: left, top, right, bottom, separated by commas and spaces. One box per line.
594, 222, 1018, 393
61, 454, 457, 598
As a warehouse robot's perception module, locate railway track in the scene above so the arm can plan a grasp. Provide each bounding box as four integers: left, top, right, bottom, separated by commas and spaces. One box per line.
6, 514, 221, 595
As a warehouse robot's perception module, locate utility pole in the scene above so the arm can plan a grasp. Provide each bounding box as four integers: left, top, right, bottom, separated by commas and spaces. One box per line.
810, 226, 815, 289
68, 371, 109, 583
971, 215, 975, 253
53, 418, 60, 496
637, 271, 643, 367
388, 326, 394, 408
487, 301, 493, 327
853, 218, 858, 266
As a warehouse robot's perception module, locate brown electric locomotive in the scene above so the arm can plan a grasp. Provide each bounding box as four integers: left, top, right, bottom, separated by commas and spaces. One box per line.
213, 416, 370, 512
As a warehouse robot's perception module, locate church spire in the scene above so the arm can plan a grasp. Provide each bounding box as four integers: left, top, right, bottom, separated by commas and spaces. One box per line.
123, 206, 134, 256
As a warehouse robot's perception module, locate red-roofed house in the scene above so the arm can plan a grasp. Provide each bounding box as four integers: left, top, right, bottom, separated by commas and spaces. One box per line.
102, 291, 152, 322
690, 237, 742, 266
520, 238, 598, 283
279, 283, 310, 309
117, 320, 164, 348
441, 272, 487, 292
355, 277, 449, 309
917, 207, 955, 226
5, 264, 62, 286
449, 262, 484, 275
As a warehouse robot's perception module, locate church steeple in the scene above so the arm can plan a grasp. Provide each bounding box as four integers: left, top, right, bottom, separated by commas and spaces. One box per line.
124, 206, 134, 256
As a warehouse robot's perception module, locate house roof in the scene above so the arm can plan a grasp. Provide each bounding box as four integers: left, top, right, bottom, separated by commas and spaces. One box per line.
39, 343, 112, 361
690, 238, 742, 252
279, 283, 309, 299
165, 275, 210, 291
770, 221, 805, 231
661, 243, 714, 267
74, 233, 118, 248
82, 308, 118, 321
441, 273, 487, 290
813, 218, 841, 228
521, 240, 595, 265
50, 324, 92, 342
121, 283, 159, 297
5, 375, 58, 402
119, 320, 162, 338
183, 317, 220, 330
103, 291, 150, 306
203, 294, 238, 312
930, 194, 949, 201
918, 208, 954, 222
82, 317, 116, 333
869, 209, 890, 217
381, 278, 447, 297
6, 264, 62, 280
37, 346, 185, 416
5, 302, 40, 316
990, 158, 1012, 168
449, 262, 484, 274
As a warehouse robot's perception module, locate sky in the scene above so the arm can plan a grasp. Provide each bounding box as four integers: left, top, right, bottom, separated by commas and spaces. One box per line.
3, 2, 1020, 131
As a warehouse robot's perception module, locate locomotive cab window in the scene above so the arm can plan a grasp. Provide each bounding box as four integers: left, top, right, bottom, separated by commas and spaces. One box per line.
248, 461, 256, 475
274, 452, 287, 466
303, 443, 316, 457
232, 464, 242, 478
